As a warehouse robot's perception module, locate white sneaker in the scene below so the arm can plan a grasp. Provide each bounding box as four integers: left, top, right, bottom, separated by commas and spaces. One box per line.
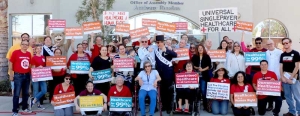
37, 105, 45, 110
22, 109, 32, 113
12, 112, 18, 116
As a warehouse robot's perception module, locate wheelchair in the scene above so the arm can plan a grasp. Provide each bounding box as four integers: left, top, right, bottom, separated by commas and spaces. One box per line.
169, 82, 200, 116
133, 81, 163, 116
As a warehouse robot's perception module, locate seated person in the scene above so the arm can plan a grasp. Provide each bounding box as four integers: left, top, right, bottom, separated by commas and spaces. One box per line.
108, 76, 132, 115
51, 74, 75, 116
74, 81, 108, 116
175, 62, 196, 113
135, 61, 161, 116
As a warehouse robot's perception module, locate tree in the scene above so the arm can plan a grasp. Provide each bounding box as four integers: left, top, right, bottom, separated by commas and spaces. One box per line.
75, 0, 115, 44
0, 0, 8, 81
253, 19, 287, 38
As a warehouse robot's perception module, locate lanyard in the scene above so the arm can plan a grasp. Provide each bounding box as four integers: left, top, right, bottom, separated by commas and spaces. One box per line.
147, 75, 150, 83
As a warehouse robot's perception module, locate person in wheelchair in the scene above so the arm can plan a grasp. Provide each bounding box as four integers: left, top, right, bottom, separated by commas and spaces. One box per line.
74, 81, 108, 116
175, 61, 196, 113
135, 61, 161, 116
108, 76, 132, 116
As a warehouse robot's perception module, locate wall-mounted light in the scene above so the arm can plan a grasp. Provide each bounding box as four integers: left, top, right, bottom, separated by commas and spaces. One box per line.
238, 12, 241, 19
30, 0, 34, 4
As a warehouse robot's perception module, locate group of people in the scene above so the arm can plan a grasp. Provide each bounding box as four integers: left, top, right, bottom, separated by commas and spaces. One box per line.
6, 31, 300, 116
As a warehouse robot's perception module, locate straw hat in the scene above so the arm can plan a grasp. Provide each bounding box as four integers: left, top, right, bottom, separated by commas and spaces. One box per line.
213, 64, 229, 74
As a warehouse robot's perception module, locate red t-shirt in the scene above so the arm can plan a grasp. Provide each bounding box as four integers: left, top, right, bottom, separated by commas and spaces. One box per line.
52, 83, 75, 101
10, 50, 32, 73
230, 84, 254, 94
31, 55, 46, 67
252, 71, 278, 99
210, 78, 230, 83
91, 44, 101, 61
107, 85, 132, 102
79, 89, 102, 96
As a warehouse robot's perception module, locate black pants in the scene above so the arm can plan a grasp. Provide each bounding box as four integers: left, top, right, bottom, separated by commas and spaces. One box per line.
160, 79, 173, 111
48, 75, 65, 102
257, 96, 282, 115
94, 82, 110, 95
73, 74, 89, 96
232, 105, 251, 116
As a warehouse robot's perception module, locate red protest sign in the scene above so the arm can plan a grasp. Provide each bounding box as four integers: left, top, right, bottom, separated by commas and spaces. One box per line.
234, 92, 257, 107
207, 50, 226, 62
48, 19, 66, 31
257, 80, 281, 96
46, 56, 67, 69
53, 92, 75, 109
31, 67, 53, 82
129, 27, 150, 42
172, 48, 190, 61
142, 19, 157, 27
175, 73, 199, 88
113, 58, 134, 71
173, 22, 188, 30
156, 21, 176, 34
235, 21, 253, 32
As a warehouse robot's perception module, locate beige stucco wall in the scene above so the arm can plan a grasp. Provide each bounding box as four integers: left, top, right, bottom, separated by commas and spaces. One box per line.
9, 0, 299, 52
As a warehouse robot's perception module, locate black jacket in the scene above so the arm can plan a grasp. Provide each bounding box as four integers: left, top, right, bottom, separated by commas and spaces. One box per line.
191, 54, 212, 81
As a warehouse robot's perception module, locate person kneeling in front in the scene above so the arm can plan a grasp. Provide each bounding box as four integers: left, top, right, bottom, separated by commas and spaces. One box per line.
135, 61, 161, 116
74, 81, 108, 116
108, 76, 132, 116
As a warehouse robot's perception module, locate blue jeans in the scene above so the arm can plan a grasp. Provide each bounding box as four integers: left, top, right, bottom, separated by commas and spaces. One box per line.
199, 78, 208, 109
12, 73, 31, 113
138, 90, 157, 116
282, 81, 300, 115
32, 81, 47, 103
211, 100, 229, 115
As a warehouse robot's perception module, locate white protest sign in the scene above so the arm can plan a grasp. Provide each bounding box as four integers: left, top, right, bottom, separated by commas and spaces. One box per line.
103, 11, 129, 26
206, 82, 230, 100
199, 7, 238, 33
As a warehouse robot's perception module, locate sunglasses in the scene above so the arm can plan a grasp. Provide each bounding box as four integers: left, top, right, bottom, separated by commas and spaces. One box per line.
21, 44, 29, 46
234, 45, 240, 47
282, 42, 289, 45
65, 78, 70, 80
145, 65, 151, 68
141, 41, 148, 43
190, 47, 195, 49
82, 42, 88, 44
247, 45, 252, 47
255, 42, 261, 44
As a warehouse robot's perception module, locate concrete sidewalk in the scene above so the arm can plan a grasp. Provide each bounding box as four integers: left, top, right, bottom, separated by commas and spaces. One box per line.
0, 96, 290, 116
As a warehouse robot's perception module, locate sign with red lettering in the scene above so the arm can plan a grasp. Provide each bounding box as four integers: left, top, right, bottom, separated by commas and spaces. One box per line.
103, 11, 129, 26
173, 22, 188, 32
172, 48, 189, 61
257, 80, 281, 96
53, 92, 75, 109
48, 19, 66, 31
31, 67, 53, 82
234, 92, 257, 107
82, 21, 102, 34
207, 50, 226, 62
113, 58, 134, 71
175, 73, 199, 88
129, 27, 150, 42
206, 82, 230, 100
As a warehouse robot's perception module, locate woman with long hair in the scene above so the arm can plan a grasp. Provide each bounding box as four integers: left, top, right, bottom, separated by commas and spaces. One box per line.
191, 44, 211, 111
217, 40, 229, 52
135, 61, 161, 116
51, 74, 74, 116
226, 42, 245, 78
89, 46, 111, 95
230, 71, 254, 116
210, 64, 230, 115
67, 43, 91, 96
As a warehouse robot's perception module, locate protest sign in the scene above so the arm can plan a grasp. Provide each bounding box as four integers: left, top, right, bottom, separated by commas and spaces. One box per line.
257, 80, 281, 96
156, 21, 176, 35
129, 27, 150, 42
80, 96, 103, 111
173, 22, 188, 32
46, 56, 67, 69
113, 58, 134, 71
48, 19, 66, 31
103, 11, 129, 26
234, 92, 257, 107
109, 53, 117, 59
115, 23, 130, 36
92, 69, 112, 83
82, 21, 102, 34
235, 21, 253, 32
245, 52, 266, 65
65, 27, 83, 39
110, 97, 132, 111
53, 92, 75, 109
199, 7, 238, 33
70, 61, 90, 74
172, 48, 190, 61
31, 67, 53, 82
175, 73, 199, 88
207, 50, 226, 62
142, 18, 157, 31
206, 82, 230, 100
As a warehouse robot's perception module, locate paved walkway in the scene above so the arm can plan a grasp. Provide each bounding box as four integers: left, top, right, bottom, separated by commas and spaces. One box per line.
0, 96, 290, 116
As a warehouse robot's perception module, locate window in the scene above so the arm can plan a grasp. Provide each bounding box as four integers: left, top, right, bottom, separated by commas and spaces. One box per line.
252, 19, 288, 49
113, 12, 206, 44
10, 14, 52, 46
